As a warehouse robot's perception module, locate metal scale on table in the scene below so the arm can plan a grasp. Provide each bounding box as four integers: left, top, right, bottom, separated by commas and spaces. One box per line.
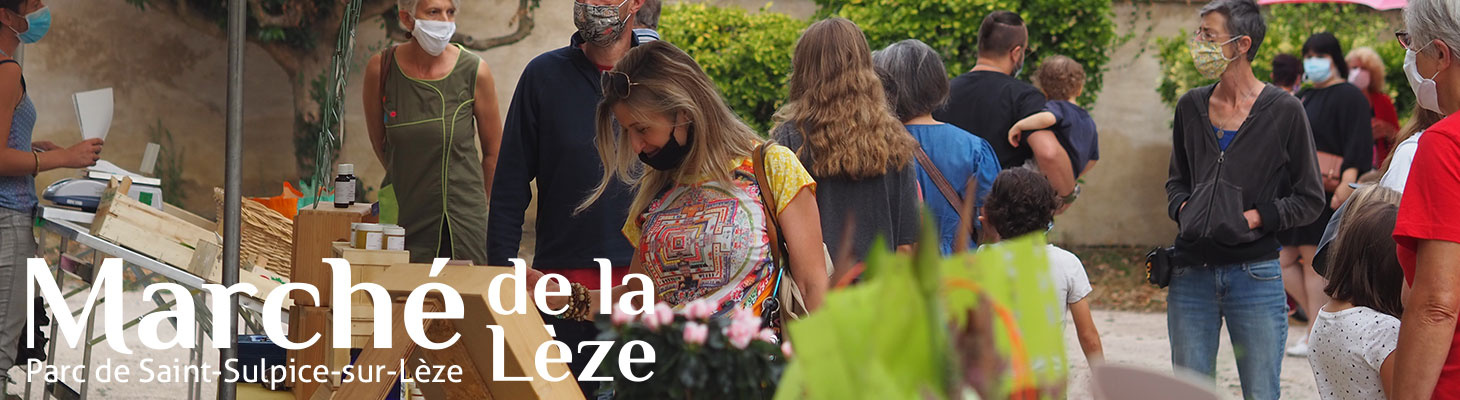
40, 87, 165, 213
42, 161, 164, 212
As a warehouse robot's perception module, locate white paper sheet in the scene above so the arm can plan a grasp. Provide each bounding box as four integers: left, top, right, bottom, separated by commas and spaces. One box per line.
73, 88, 113, 141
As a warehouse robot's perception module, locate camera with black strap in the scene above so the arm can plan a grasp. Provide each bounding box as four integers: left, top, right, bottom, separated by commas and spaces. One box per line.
1145, 246, 1183, 289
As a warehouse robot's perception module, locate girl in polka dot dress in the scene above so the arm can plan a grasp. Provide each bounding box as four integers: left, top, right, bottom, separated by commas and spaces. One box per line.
1307, 185, 1404, 400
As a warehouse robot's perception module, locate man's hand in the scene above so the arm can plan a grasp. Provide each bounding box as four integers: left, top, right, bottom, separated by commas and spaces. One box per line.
1243, 209, 1262, 230
523, 267, 569, 311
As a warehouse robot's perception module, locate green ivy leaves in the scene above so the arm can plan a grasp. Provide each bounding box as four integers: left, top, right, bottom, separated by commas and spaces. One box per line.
823, 0, 1118, 107
661, 0, 1121, 132
661, 4, 807, 133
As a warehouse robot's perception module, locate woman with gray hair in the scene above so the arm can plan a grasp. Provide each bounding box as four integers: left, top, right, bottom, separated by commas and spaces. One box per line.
1163, 0, 1325, 398
361, 0, 502, 264
871, 39, 999, 252
1390, 0, 1460, 397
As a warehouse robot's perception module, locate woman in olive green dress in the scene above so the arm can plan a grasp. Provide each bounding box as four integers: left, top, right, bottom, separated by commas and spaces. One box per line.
363, 0, 501, 264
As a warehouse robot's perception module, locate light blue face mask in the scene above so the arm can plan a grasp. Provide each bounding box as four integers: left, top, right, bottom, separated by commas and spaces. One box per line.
1304, 57, 1332, 83
9, 7, 50, 44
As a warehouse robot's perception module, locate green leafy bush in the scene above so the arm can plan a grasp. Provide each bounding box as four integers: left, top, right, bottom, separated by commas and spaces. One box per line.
661, 0, 1121, 131
817, 0, 1122, 106
660, 3, 809, 133
1155, 4, 1408, 118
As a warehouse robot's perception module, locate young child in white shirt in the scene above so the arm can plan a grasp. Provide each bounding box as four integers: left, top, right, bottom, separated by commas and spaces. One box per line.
1307, 185, 1404, 400
982, 168, 1102, 365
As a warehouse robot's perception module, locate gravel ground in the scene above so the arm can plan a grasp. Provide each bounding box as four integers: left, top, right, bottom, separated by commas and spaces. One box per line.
4, 284, 221, 400
1064, 309, 1320, 400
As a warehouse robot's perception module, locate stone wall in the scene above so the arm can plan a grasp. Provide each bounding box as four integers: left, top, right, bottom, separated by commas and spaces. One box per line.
1048, 3, 1194, 246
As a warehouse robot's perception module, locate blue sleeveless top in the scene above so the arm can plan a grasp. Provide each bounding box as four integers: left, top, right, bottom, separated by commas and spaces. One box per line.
0, 52, 37, 212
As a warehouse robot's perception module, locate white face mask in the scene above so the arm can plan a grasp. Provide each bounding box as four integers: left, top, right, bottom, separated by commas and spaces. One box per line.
412, 18, 456, 56
1404, 48, 1444, 114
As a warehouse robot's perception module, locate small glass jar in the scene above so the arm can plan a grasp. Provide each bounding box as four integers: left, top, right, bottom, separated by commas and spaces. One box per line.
334, 164, 356, 208
349, 223, 362, 248
355, 224, 383, 250
384, 225, 406, 251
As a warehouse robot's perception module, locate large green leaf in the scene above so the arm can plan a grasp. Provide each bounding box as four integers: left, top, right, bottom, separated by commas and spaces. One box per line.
778, 221, 1068, 399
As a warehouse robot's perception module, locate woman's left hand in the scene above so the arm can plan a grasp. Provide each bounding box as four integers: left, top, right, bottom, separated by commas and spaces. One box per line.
31, 141, 61, 152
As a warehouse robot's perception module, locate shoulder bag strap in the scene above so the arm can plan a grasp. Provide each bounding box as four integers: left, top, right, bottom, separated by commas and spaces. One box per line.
752, 143, 787, 267
913, 146, 975, 237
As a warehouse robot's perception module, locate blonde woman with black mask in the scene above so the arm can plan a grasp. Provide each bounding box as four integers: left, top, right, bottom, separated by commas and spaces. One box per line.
529, 41, 828, 328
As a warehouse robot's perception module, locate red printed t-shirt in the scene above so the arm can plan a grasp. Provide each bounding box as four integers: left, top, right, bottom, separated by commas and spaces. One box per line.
1394, 113, 1460, 399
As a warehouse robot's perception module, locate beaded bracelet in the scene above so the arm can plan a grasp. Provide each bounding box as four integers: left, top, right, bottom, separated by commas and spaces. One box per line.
561, 282, 593, 321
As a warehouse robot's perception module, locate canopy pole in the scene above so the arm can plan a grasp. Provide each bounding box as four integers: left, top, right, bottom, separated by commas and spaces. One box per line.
218, 0, 244, 396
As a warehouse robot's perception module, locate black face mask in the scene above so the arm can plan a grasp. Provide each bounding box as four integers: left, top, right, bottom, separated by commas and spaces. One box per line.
639, 123, 694, 171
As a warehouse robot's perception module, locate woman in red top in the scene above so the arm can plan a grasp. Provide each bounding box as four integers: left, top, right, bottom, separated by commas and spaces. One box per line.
1391, 1, 1460, 398
1348, 47, 1401, 167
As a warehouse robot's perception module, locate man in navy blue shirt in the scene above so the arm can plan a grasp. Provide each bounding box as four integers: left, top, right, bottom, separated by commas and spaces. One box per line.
489, 0, 649, 394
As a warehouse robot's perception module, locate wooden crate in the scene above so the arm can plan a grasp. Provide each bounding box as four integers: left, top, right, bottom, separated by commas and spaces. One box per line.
91, 178, 223, 281
290, 206, 371, 307
335, 264, 583, 400
331, 242, 410, 266
288, 306, 347, 400
241, 263, 294, 309
331, 243, 409, 308
348, 305, 379, 349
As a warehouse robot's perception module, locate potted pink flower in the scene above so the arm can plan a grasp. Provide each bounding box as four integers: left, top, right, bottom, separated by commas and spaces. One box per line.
594, 299, 788, 399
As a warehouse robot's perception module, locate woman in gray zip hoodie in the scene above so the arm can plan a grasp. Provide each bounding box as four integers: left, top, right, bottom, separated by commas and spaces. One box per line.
1163, 0, 1326, 398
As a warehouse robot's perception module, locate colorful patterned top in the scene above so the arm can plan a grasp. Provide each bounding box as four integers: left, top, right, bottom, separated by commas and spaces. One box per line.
622, 144, 815, 318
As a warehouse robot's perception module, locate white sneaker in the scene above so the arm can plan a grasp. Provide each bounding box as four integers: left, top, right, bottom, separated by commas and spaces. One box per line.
1286, 335, 1310, 357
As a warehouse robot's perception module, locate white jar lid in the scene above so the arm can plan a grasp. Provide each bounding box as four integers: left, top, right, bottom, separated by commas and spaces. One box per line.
357, 223, 383, 232
384, 226, 405, 235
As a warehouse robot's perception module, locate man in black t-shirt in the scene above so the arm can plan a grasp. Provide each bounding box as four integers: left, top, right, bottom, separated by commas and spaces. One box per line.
934, 11, 1076, 201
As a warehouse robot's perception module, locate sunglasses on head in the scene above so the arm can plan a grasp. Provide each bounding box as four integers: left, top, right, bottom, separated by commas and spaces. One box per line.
601, 70, 639, 100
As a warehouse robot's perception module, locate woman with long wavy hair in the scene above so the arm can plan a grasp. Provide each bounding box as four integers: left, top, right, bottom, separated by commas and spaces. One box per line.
772, 17, 922, 270
529, 40, 828, 324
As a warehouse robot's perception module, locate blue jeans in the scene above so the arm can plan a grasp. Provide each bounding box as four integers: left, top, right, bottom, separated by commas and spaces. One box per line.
0, 207, 36, 385
1167, 258, 1287, 400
